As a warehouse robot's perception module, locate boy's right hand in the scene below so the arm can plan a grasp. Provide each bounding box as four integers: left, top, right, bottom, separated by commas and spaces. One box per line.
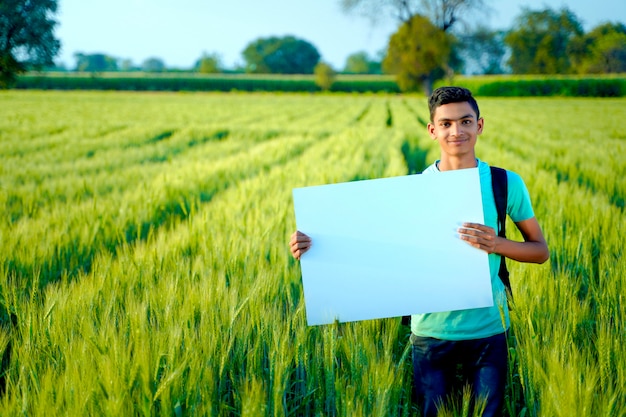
290, 231, 312, 260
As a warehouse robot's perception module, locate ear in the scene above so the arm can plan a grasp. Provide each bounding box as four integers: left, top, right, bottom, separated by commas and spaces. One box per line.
427, 123, 437, 139
477, 117, 484, 134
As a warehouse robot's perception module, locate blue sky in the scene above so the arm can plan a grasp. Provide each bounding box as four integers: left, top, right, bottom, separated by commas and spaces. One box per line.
55, 0, 626, 70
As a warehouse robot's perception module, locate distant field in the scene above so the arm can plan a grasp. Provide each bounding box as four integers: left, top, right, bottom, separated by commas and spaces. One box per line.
15, 72, 626, 96
1, 91, 624, 416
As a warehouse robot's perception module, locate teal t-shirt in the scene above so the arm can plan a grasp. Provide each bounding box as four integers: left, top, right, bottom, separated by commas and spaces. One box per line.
410, 159, 535, 340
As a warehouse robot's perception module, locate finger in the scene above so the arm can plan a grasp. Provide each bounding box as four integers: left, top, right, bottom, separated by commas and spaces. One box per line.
290, 240, 311, 257
459, 225, 495, 237
459, 233, 481, 244
290, 230, 310, 242
458, 228, 489, 239
459, 234, 496, 253
295, 230, 310, 239
462, 222, 484, 229
291, 241, 311, 250
464, 222, 495, 230
290, 238, 312, 252
292, 246, 311, 259
459, 233, 490, 247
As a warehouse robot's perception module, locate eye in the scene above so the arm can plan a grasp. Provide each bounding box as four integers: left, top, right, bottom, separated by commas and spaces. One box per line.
462, 119, 473, 125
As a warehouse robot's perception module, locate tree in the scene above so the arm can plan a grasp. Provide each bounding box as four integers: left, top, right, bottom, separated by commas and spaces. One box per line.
340, 0, 485, 30
242, 36, 320, 74
383, 14, 453, 94
119, 58, 136, 71
343, 51, 381, 74
74, 53, 119, 72
142, 57, 165, 72
459, 26, 507, 74
314, 62, 336, 91
569, 22, 626, 74
344, 51, 369, 73
504, 7, 583, 74
340, 1, 484, 83
195, 52, 222, 74
0, 0, 60, 88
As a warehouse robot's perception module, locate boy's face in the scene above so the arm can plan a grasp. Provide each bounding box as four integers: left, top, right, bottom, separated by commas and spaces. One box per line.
427, 101, 484, 159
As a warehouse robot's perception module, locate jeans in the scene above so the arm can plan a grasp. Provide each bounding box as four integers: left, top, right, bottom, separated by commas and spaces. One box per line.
411, 332, 508, 417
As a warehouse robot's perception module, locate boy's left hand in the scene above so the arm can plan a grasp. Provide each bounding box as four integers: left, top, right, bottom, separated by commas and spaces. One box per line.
458, 222, 498, 254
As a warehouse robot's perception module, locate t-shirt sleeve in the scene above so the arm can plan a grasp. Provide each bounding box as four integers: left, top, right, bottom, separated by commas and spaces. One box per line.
507, 171, 535, 222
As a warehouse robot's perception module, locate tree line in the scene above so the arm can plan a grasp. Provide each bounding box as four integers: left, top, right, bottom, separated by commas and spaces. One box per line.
1, 0, 625, 91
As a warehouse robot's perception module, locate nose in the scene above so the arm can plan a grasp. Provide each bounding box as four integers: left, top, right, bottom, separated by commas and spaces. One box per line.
450, 123, 462, 137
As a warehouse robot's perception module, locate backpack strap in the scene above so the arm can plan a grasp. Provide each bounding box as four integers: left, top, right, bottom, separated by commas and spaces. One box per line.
490, 166, 513, 303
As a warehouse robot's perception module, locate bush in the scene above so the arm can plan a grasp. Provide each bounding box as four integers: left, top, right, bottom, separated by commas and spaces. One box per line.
314, 62, 336, 91
439, 76, 626, 97
15, 73, 626, 96
15, 73, 401, 93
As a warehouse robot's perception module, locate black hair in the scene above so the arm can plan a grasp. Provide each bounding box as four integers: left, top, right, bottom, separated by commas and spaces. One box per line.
428, 86, 480, 122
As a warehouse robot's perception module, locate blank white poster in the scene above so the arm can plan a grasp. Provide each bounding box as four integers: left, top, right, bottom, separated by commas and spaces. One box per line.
292, 168, 493, 326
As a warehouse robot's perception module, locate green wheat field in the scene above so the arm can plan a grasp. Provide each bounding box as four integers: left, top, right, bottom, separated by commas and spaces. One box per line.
1, 91, 624, 416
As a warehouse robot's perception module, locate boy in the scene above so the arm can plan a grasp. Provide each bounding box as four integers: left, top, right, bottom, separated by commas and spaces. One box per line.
290, 87, 549, 416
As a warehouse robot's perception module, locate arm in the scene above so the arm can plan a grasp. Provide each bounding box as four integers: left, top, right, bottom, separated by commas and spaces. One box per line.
458, 217, 549, 264
289, 230, 312, 260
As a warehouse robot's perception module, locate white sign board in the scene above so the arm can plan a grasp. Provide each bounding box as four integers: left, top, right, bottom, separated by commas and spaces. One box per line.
292, 168, 493, 326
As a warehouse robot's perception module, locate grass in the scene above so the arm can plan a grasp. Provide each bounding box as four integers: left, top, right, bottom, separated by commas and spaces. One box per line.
0, 90, 624, 416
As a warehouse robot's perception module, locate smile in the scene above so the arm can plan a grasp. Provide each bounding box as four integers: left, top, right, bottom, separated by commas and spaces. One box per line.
447, 139, 468, 145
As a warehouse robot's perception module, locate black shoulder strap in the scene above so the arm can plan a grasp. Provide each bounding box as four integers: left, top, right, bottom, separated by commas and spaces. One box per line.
490, 166, 512, 302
